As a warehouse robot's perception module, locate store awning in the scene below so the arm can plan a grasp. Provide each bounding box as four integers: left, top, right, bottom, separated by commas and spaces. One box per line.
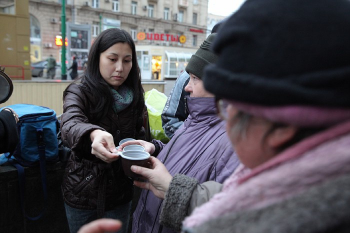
165, 51, 193, 62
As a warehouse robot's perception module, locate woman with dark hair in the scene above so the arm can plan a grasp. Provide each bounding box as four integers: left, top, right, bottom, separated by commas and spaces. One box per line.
60, 28, 148, 233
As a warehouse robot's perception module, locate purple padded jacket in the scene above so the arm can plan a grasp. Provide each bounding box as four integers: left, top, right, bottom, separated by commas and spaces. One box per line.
132, 97, 240, 233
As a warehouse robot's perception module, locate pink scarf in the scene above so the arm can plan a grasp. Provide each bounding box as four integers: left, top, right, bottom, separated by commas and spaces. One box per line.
183, 120, 350, 228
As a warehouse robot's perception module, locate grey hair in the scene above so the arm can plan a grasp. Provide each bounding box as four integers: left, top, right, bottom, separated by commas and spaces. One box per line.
230, 111, 252, 139
230, 111, 326, 153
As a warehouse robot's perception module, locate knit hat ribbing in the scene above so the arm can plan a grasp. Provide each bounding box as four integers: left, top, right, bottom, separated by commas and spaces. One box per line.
186, 33, 218, 79
203, 0, 350, 108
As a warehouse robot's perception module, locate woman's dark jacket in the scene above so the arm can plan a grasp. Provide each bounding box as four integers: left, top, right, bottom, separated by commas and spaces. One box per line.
60, 83, 147, 213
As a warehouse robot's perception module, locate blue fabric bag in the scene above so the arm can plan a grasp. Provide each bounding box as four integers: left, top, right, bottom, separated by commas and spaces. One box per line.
1, 104, 59, 166
0, 104, 59, 220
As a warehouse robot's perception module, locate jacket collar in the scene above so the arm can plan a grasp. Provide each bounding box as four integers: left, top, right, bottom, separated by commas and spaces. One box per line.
185, 97, 218, 123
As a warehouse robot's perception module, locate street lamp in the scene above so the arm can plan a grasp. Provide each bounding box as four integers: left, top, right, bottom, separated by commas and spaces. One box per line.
61, 0, 67, 80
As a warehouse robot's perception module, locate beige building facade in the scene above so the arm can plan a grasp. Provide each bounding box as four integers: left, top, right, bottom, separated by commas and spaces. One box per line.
29, 0, 209, 80
207, 13, 226, 36
0, 0, 31, 80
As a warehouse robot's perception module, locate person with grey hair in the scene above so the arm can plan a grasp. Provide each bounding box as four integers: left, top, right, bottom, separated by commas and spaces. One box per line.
130, 0, 350, 232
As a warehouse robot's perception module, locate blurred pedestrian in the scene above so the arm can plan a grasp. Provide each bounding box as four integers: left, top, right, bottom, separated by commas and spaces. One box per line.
68, 56, 78, 80
46, 54, 56, 79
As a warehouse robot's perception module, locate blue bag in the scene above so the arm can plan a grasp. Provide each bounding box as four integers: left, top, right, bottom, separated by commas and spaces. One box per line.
0, 104, 59, 220
1, 104, 59, 166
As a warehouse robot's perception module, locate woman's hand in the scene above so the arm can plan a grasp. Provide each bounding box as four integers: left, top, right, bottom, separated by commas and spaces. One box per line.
119, 140, 156, 154
90, 129, 119, 163
78, 219, 122, 233
131, 156, 172, 199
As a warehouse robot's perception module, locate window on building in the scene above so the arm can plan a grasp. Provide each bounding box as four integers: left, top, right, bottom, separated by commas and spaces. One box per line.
178, 10, 184, 22
92, 0, 99, 8
148, 4, 154, 18
0, 0, 14, 14
164, 7, 169, 20
193, 0, 198, 5
164, 51, 192, 78
30, 15, 42, 63
162, 30, 170, 45
131, 1, 137, 15
131, 29, 137, 41
193, 13, 197, 25
112, 0, 119, 12
30, 15, 41, 39
192, 35, 197, 47
92, 24, 99, 37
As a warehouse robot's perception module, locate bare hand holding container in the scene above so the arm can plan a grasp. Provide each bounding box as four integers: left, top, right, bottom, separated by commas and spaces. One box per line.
118, 150, 150, 179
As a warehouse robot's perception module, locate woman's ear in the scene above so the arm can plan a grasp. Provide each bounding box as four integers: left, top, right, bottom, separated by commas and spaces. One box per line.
266, 125, 298, 149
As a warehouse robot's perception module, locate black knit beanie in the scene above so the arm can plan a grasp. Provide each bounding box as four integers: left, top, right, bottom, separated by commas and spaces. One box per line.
203, 0, 350, 108
186, 33, 218, 79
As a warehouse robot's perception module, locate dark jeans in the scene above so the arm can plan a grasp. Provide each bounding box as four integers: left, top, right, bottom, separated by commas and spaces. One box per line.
64, 202, 131, 233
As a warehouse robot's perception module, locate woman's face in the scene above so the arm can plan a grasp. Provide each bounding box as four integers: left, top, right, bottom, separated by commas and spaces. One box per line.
184, 73, 214, 97
226, 104, 276, 169
99, 42, 133, 90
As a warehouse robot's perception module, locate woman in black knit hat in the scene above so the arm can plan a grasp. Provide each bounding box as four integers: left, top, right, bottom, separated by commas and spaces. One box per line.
78, 0, 350, 232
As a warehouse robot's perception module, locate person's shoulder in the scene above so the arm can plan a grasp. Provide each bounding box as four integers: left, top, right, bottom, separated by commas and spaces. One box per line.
66, 82, 85, 94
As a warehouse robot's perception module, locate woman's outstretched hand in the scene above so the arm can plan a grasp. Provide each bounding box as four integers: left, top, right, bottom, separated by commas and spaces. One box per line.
78, 219, 122, 233
90, 129, 119, 163
131, 156, 173, 199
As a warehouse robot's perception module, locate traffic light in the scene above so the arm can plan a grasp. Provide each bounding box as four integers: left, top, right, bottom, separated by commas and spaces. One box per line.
55, 35, 68, 46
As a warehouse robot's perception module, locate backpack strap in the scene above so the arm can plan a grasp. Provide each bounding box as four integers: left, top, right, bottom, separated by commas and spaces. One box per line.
11, 128, 49, 221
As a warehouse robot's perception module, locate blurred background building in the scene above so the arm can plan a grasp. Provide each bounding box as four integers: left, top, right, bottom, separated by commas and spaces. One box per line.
207, 13, 225, 36
26, 0, 209, 80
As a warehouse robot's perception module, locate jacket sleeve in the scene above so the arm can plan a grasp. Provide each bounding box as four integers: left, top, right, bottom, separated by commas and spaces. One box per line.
161, 71, 190, 139
159, 174, 223, 231
183, 174, 350, 233
60, 84, 105, 151
151, 138, 166, 157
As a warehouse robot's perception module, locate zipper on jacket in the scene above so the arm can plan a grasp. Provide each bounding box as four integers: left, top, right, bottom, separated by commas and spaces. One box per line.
73, 174, 94, 195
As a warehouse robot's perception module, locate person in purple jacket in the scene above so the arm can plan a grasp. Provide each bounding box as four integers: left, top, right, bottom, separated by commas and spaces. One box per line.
119, 33, 240, 233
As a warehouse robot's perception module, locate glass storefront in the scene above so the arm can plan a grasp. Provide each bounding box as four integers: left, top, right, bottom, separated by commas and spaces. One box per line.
136, 46, 195, 80
164, 51, 192, 78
